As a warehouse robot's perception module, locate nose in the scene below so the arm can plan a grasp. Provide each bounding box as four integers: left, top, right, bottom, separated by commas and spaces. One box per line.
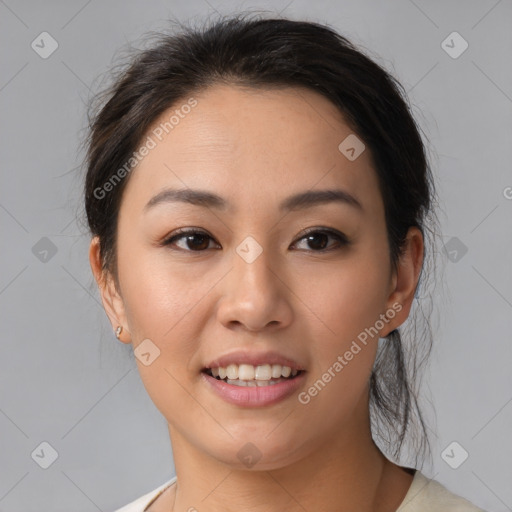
216, 240, 294, 332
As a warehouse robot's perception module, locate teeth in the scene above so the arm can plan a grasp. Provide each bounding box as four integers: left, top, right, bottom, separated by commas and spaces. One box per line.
281, 366, 291, 378
207, 363, 299, 381
226, 364, 238, 380
271, 364, 282, 378
225, 378, 289, 387
226, 378, 245, 386
254, 364, 271, 380
238, 364, 255, 380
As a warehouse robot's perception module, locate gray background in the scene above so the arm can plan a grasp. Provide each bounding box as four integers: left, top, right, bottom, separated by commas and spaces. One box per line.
1, 0, 511, 511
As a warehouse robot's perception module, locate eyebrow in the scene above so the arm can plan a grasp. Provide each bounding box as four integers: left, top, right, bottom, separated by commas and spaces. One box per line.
144, 187, 363, 213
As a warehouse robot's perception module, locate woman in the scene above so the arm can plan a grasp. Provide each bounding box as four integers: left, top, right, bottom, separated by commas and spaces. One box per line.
84, 14, 486, 512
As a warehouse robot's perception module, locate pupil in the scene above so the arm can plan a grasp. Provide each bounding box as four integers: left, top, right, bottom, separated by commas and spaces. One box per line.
308, 233, 327, 250
188, 234, 208, 250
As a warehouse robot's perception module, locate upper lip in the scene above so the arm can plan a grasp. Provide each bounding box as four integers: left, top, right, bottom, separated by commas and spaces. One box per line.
203, 350, 306, 371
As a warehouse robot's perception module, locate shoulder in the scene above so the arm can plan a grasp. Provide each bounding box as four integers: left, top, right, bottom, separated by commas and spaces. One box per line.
396, 471, 487, 512
111, 476, 177, 512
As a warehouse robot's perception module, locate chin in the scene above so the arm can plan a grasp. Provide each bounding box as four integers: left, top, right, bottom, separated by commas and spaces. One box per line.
205, 435, 309, 472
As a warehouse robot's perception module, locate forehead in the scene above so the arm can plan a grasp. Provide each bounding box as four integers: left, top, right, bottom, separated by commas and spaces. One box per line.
120, 83, 382, 219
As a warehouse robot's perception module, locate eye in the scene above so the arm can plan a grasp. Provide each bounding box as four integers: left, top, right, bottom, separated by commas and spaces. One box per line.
161, 227, 350, 253
161, 228, 219, 252
291, 228, 349, 252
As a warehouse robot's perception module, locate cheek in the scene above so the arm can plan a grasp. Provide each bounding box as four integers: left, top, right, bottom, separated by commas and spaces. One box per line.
117, 251, 216, 414
118, 245, 213, 340
305, 253, 390, 340
297, 250, 390, 391
294, 285, 385, 429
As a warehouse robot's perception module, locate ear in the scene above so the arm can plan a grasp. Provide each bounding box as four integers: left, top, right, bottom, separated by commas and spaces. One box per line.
89, 236, 131, 344
380, 226, 424, 337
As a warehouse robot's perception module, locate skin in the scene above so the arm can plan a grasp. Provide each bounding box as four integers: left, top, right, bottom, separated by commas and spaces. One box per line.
89, 84, 423, 512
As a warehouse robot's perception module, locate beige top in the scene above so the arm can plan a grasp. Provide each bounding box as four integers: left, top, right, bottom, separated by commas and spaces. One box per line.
112, 470, 487, 511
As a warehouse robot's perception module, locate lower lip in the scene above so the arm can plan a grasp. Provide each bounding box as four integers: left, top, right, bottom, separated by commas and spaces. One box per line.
201, 371, 306, 407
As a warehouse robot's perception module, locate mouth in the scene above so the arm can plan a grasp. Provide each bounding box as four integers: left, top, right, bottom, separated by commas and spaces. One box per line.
202, 364, 305, 387
201, 363, 307, 407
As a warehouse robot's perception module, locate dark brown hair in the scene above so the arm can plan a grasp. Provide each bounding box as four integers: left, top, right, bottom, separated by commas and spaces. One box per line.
83, 12, 440, 469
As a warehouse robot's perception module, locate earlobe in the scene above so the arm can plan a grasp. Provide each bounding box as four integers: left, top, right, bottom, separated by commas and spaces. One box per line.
88, 237, 131, 344
381, 227, 424, 337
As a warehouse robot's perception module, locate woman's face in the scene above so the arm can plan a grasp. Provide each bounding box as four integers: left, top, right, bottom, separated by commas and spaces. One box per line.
91, 84, 420, 470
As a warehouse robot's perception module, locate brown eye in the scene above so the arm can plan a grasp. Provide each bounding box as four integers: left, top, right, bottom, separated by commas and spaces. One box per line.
292, 229, 349, 252
162, 229, 218, 252
161, 227, 349, 253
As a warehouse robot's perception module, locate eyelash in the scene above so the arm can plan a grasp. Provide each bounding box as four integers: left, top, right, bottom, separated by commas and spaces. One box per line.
160, 227, 350, 253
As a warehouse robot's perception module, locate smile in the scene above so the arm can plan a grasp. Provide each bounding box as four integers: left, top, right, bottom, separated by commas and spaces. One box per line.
201, 365, 306, 407
204, 363, 300, 384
